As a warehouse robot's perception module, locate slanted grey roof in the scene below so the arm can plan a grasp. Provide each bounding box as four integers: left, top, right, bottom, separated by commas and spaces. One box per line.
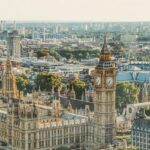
117, 71, 150, 83
129, 66, 141, 71
116, 71, 133, 82
136, 72, 150, 82
132, 118, 150, 131
61, 112, 87, 120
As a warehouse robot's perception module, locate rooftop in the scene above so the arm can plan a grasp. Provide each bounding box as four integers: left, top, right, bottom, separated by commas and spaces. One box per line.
116, 71, 150, 83
132, 117, 150, 130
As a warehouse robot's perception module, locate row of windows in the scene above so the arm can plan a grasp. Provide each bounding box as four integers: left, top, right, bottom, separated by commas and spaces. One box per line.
9, 133, 86, 149
132, 132, 150, 138
27, 136, 85, 149
38, 126, 86, 140
133, 142, 150, 149
7, 125, 87, 141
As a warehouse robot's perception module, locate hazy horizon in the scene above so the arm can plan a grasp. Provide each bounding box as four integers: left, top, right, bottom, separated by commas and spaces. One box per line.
0, 0, 150, 22
4, 20, 150, 23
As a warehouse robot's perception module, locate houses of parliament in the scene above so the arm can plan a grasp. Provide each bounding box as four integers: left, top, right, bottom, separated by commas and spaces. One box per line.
0, 37, 116, 150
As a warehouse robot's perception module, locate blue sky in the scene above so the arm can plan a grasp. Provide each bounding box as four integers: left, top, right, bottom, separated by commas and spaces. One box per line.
0, 0, 149, 21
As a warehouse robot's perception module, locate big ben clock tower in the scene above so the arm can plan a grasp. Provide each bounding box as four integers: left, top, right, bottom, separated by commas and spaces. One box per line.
94, 35, 116, 149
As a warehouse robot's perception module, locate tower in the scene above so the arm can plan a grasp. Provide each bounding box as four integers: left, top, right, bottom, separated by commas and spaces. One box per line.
0, 20, 3, 31
43, 27, 46, 41
13, 21, 16, 30
2, 55, 19, 99
94, 35, 116, 149
7, 30, 21, 58
70, 85, 76, 99
7, 102, 38, 150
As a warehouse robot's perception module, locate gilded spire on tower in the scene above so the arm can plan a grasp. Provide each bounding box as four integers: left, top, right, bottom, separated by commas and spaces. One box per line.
99, 34, 112, 61
6, 50, 12, 73
101, 34, 109, 53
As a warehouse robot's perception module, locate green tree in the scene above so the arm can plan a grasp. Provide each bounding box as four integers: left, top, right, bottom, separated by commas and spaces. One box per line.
118, 148, 136, 150
73, 80, 87, 99
116, 82, 140, 113
16, 74, 28, 93
49, 49, 61, 61
26, 81, 34, 93
36, 49, 49, 58
56, 146, 70, 150
16, 74, 33, 94
57, 49, 100, 60
25, 33, 32, 39
145, 107, 150, 116
35, 72, 61, 91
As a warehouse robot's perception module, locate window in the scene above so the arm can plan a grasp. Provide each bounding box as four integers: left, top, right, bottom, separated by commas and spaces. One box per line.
28, 143, 31, 149
28, 133, 31, 140
28, 123, 31, 129
22, 143, 25, 149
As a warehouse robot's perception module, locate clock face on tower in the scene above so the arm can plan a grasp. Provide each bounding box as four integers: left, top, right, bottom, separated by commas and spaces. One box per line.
106, 77, 113, 87
95, 77, 101, 86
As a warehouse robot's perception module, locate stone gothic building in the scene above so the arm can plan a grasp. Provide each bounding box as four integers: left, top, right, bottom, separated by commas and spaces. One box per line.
1, 56, 19, 99
0, 36, 117, 150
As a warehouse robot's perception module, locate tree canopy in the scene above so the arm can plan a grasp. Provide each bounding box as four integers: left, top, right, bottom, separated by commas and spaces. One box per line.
118, 148, 136, 150
116, 82, 140, 113
49, 49, 61, 61
36, 49, 49, 58
35, 72, 61, 91
72, 79, 87, 99
57, 49, 100, 60
16, 74, 33, 94
56, 146, 70, 150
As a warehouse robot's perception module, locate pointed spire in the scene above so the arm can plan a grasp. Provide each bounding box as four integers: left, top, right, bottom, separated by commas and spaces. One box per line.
6, 50, 12, 73
38, 85, 41, 93
7, 50, 10, 60
81, 91, 85, 101
71, 85, 76, 99
101, 33, 109, 53
13, 20, 16, 30
51, 86, 54, 95
67, 100, 73, 112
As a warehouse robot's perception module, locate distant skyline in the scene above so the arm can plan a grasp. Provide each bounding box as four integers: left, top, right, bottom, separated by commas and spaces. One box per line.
0, 0, 150, 22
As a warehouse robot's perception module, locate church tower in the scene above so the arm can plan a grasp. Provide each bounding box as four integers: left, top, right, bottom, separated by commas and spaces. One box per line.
94, 35, 116, 149
2, 55, 19, 99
